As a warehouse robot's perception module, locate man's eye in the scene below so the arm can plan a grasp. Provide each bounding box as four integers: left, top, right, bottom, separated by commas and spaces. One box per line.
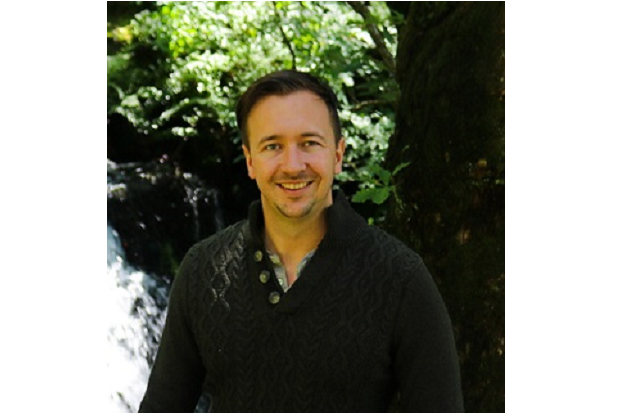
303, 141, 320, 147
264, 144, 279, 151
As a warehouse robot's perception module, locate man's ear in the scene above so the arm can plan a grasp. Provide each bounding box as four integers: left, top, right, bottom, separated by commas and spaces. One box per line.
242, 145, 256, 179
334, 137, 346, 174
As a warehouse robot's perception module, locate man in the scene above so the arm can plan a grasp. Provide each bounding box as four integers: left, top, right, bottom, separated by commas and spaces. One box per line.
139, 70, 464, 412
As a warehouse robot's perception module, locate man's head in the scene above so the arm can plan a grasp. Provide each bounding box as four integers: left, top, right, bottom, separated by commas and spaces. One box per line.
237, 70, 345, 222
236, 70, 342, 150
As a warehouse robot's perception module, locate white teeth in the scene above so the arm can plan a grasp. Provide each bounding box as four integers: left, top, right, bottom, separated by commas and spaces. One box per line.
281, 182, 310, 190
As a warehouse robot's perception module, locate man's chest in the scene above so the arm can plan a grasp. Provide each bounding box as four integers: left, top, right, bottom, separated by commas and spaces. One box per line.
192, 284, 394, 389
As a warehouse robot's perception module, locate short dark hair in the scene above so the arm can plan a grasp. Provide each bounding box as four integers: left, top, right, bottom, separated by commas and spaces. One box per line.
235, 70, 342, 148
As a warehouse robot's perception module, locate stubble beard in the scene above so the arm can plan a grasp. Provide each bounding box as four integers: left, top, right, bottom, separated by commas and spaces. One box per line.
275, 198, 317, 219
270, 172, 321, 219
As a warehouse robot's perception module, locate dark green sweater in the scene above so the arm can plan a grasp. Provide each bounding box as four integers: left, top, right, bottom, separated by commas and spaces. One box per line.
139, 191, 463, 413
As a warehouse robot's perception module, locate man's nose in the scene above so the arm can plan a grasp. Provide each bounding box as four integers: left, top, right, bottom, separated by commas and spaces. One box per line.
281, 146, 305, 174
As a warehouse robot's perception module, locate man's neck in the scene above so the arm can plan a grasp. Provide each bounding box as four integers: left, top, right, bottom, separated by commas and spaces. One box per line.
263, 208, 327, 268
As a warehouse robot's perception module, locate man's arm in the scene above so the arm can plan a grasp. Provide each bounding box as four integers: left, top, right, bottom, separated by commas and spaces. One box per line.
394, 261, 464, 412
139, 247, 206, 413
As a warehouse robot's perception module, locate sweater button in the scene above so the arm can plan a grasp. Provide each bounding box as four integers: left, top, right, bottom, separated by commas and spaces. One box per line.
268, 291, 281, 305
254, 250, 263, 262
259, 270, 271, 284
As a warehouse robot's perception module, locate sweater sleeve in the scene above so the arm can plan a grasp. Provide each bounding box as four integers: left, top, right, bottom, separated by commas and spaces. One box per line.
138, 246, 206, 413
393, 260, 464, 412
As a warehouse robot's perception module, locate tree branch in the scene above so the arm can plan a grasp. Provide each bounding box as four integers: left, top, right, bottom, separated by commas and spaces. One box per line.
352, 99, 393, 111
347, 1, 396, 75
272, 1, 297, 70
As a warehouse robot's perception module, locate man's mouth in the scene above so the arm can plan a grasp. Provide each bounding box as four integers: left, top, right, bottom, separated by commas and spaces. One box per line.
278, 181, 312, 190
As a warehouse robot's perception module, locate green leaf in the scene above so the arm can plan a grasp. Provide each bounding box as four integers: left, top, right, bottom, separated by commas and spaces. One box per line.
121, 94, 140, 108
352, 186, 393, 204
372, 165, 391, 185
392, 161, 410, 176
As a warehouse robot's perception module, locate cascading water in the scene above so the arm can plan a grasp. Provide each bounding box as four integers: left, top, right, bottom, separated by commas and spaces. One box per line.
107, 159, 223, 412
107, 224, 169, 412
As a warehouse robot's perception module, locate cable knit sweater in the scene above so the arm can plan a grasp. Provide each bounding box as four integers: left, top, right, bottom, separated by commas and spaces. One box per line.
139, 191, 463, 413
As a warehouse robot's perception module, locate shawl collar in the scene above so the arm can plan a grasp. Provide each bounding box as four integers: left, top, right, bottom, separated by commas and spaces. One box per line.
245, 190, 367, 314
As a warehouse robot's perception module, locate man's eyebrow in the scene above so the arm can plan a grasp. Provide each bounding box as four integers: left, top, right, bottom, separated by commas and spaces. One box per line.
258, 135, 279, 145
300, 132, 327, 142
258, 132, 327, 145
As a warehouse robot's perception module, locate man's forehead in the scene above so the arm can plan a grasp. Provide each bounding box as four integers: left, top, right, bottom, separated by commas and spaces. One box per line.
246, 92, 333, 144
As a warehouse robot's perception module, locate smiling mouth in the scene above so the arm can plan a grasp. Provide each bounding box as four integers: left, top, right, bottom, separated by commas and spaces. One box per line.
279, 181, 312, 190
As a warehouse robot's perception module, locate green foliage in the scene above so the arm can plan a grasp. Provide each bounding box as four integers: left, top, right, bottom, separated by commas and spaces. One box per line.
107, 1, 398, 194
352, 161, 409, 205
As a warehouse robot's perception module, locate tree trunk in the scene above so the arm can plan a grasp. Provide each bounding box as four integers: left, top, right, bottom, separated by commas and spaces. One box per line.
385, 3, 505, 412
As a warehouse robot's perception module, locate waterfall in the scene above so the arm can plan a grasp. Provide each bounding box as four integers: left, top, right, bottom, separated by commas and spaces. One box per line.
107, 224, 169, 412
107, 160, 221, 412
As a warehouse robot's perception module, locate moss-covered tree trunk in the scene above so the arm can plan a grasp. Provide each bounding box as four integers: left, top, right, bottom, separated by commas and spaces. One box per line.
385, 2, 505, 412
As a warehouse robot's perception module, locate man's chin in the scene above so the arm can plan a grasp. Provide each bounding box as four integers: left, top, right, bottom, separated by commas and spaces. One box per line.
275, 201, 315, 219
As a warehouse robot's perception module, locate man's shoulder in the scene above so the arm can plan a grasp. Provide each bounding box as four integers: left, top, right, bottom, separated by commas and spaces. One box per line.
363, 224, 421, 258
356, 224, 426, 277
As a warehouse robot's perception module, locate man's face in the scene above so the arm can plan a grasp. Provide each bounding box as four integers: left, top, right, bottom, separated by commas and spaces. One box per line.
243, 91, 345, 221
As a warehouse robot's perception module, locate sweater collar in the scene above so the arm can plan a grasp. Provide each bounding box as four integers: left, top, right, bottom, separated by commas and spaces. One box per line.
247, 189, 366, 251
246, 189, 367, 314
